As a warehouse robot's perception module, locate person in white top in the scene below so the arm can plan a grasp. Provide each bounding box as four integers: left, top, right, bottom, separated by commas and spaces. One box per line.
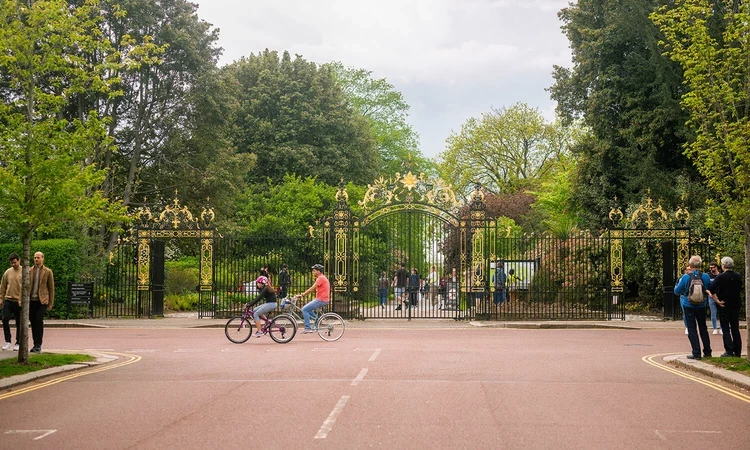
427, 265, 438, 307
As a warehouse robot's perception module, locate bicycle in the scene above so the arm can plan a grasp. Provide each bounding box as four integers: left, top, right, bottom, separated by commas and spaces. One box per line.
224, 304, 297, 344
280, 296, 345, 341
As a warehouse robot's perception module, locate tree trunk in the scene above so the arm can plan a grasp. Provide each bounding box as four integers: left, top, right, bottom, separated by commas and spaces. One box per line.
18, 233, 31, 364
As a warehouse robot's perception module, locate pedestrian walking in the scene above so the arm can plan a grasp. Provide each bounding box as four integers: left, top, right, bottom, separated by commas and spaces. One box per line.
28, 251, 54, 353
0, 253, 22, 352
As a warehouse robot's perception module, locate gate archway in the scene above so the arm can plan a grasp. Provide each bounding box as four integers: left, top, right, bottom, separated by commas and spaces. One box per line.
322, 173, 489, 319
132, 194, 216, 317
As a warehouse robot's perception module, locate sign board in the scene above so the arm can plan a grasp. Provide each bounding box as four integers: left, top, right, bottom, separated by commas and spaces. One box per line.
68, 282, 93, 304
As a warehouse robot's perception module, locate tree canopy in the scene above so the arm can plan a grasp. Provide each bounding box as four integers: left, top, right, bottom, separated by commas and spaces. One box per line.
438, 103, 570, 197
228, 50, 381, 186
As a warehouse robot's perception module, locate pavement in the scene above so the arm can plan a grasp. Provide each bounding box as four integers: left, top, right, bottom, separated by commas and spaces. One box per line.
0, 314, 747, 392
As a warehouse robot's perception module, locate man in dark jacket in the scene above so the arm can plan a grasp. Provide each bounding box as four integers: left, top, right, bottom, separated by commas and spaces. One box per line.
278, 264, 291, 299
706, 256, 743, 357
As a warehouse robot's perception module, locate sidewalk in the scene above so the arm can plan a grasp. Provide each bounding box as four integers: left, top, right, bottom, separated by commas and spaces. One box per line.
1, 315, 747, 393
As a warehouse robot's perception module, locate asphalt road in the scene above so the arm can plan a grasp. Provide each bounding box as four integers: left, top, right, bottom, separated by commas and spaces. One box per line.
1, 327, 749, 449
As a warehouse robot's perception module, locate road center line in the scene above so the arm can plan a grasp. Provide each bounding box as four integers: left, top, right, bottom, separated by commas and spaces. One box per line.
314, 395, 350, 439
5, 430, 57, 440
352, 368, 368, 385
368, 348, 381, 362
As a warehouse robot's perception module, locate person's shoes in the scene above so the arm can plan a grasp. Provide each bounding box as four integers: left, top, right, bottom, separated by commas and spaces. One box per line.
30, 346, 41, 353
302, 329, 314, 334
686, 355, 701, 360
254, 331, 263, 338
719, 328, 723, 335
381, 305, 385, 309
720, 353, 732, 357
395, 305, 402, 311
12, 344, 19, 351
712, 329, 718, 335
1, 342, 10, 351
704, 353, 712, 358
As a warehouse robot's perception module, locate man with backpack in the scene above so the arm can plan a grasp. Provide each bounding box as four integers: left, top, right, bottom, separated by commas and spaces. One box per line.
673, 255, 712, 360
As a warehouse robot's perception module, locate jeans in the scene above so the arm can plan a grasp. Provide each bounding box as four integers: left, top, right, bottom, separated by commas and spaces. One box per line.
2, 300, 21, 344
253, 302, 277, 322
684, 305, 711, 357
708, 297, 718, 329
378, 288, 387, 306
302, 299, 328, 329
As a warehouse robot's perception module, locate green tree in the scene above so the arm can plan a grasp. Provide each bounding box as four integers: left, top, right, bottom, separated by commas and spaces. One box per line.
70, 0, 232, 253
328, 62, 433, 176
0, 0, 126, 362
550, 0, 695, 227
438, 103, 570, 197
652, 0, 750, 360
228, 50, 380, 186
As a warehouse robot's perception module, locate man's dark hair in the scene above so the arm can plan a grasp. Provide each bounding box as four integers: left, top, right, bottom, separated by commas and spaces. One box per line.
400, 262, 405, 268
282, 263, 288, 269
8, 253, 19, 262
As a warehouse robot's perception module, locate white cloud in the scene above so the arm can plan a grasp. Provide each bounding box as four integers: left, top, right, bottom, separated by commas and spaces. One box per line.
193, 0, 572, 157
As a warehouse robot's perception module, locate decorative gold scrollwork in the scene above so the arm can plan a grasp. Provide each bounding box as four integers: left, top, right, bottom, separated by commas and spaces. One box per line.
358, 172, 459, 213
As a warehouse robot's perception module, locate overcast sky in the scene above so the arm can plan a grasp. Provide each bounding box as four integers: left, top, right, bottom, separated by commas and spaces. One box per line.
192, 0, 573, 159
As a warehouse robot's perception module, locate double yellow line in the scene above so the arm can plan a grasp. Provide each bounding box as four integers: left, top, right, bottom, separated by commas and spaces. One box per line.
643, 353, 750, 404
0, 351, 141, 401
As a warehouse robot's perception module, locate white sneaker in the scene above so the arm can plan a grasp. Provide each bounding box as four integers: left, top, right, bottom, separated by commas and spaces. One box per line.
712, 329, 718, 335
302, 329, 314, 334
719, 328, 723, 335
1, 342, 10, 350
684, 328, 688, 335
12, 344, 19, 351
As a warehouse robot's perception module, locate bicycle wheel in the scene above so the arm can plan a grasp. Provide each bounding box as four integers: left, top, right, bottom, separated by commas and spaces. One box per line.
225, 317, 253, 343
268, 314, 298, 344
316, 313, 345, 341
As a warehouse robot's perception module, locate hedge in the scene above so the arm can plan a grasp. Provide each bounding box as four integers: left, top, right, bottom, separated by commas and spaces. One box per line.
0, 239, 80, 318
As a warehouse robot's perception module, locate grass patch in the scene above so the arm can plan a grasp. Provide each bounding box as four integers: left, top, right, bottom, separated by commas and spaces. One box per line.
703, 356, 750, 377
0, 353, 94, 379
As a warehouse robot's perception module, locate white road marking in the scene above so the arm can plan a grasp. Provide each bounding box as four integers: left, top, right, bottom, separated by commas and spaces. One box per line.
352, 368, 368, 385
125, 349, 155, 353
654, 430, 666, 441
5, 430, 57, 440
314, 395, 350, 439
312, 348, 338, 352
84, 348, 114, 351
368, 348, 382, 362
174, 349, 206, 353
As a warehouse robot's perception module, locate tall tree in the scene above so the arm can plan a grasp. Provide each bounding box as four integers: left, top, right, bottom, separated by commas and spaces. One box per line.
438, 103, 569, 197
0, 0, 126, 362
652, 0, 750, 360
69, 0, 232, 252
228, 50, 380, 186
328, 62, 432, 176
550, 0, 694, 227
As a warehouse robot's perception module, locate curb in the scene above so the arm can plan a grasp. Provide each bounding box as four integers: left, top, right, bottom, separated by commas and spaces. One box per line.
0, 351, 117, 390
664, 354, 750, 391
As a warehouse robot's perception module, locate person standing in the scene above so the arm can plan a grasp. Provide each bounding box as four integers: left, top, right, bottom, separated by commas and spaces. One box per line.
377, 271, 389, 309
394, 263, 408, 311
278, 264, 291, 299
407, 267, 420, 309
427, 265, 438, 308
706, 257, 743, 357
28, 251, 54, 353
0, 253, 23, 351
707, 261, 722, 335
673, 255, 712, 360
298, 264, 330, 333
493, 261, 507, 308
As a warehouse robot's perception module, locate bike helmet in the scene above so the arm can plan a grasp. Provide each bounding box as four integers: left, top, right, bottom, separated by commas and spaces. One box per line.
255, 275, 269, 285
311, 263, 324, 272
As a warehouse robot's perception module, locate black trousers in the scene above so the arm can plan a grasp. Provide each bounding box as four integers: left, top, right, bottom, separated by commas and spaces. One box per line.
719, 307, 742, 357
29, 300, 46, 348
2, 300, 21, 344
